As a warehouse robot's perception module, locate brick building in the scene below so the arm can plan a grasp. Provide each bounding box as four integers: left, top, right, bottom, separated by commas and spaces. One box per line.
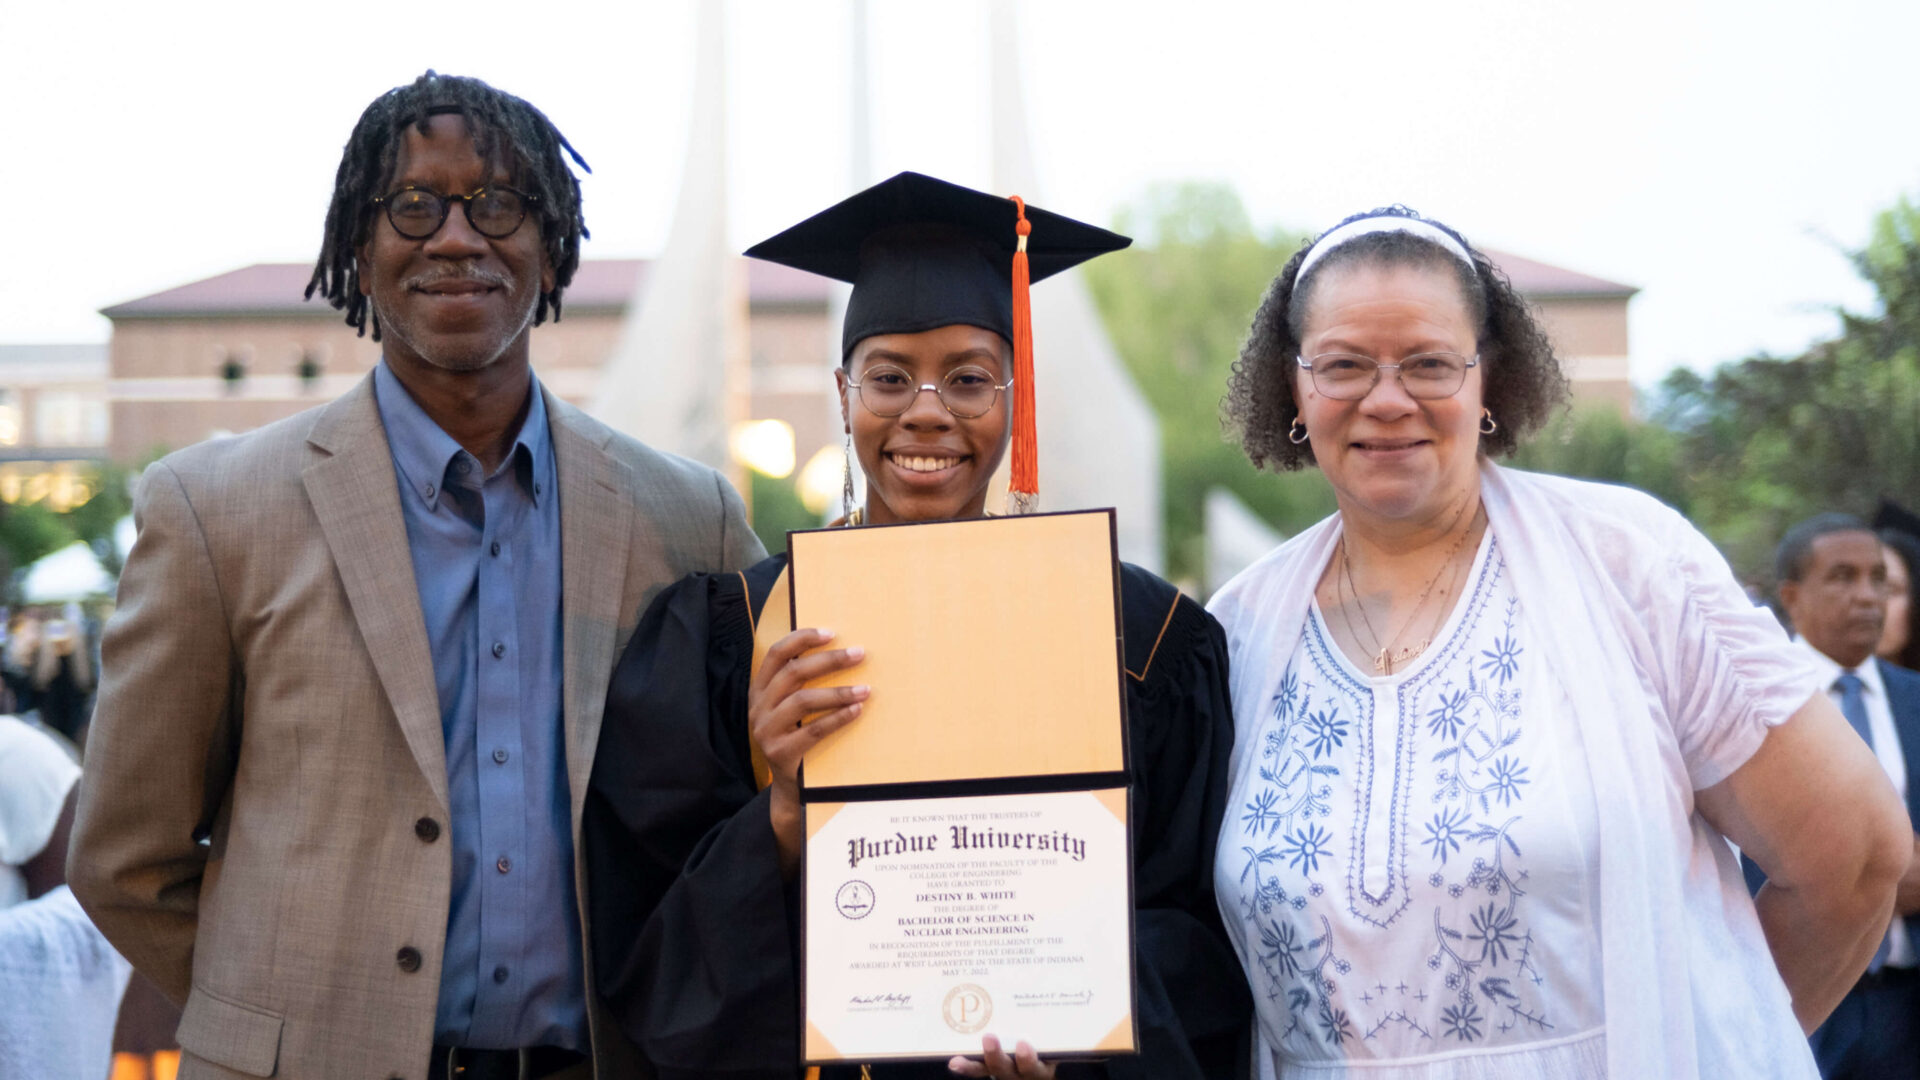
0, 344, 110, 512
92, 250, 1635, 467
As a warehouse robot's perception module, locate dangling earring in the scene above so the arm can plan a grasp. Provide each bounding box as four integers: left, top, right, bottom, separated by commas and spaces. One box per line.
1479, 408, 1498, 435
841, 427, 857, 522
1288, 418, 1309, 445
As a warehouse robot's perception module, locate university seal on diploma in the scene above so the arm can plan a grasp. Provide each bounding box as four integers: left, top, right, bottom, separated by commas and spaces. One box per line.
787, 512, 1140, 1066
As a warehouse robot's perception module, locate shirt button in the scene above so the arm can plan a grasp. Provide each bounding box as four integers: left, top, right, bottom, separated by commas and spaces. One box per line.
496, 856, 512, 874
452, 457, 470, 474
414, 817, 440, 842
491, 641, 506, 659
493, 965, 510, 985
493, 747, 508, 765
490, 541, 501, 557
423, 483, 435, 499
396, 946, 422, 973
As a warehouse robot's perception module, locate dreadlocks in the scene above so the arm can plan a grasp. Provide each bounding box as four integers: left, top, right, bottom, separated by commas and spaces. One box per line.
305, 71, 590, 340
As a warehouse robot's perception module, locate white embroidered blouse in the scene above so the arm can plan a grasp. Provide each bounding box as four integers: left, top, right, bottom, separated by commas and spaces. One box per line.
1208, 466, 1825, 1080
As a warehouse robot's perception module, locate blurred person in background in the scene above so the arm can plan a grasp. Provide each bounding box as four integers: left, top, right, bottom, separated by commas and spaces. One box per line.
3, 608, 41, 716
1876, 529, 1920, 671
1749, 514, 1920, 1079
0, 711, 132, 1078
1210, 207, 1909, 1079
33, 601, 95, 744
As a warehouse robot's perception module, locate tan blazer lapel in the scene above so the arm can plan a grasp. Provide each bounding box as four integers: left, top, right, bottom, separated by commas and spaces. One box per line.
547, 391, 632, 820
303, 376, 449, 812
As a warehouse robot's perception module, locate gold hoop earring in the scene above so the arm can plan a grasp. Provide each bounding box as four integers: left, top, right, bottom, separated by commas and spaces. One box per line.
1288, 418, 1309, 445
1479, 409, 1498, 436
841, 428, 856, 520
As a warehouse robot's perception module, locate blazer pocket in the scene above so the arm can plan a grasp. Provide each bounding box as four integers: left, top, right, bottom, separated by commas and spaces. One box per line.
177, 984, 284, 1077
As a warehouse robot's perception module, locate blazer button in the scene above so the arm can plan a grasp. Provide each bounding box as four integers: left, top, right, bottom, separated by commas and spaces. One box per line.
396, 946, 422, 973
414, 817, 440, 842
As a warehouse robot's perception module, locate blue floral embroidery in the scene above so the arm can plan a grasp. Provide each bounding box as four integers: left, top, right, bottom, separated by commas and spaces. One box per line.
1426, 688, 1470, 740
1236, 540, 1571, 1052
1424, 807, 1472, 864
1441, 1001, 1484, 1042
1242, 788, 1283, 837
1467, 902, 1520, 966
1259, 917, 1304, 979
1487, 756, 1530, 807
1318, 1000, 1356, 1046
1305, 709, 1350, 759
1478, 599, 1524, 684
1284, 823, 1334, 874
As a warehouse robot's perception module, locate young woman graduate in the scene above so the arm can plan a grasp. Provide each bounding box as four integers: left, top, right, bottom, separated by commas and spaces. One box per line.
583, 172, 1250, 1080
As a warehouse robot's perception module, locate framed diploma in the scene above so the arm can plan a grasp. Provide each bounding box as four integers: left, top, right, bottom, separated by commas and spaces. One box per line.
787, 511, 1138, 1066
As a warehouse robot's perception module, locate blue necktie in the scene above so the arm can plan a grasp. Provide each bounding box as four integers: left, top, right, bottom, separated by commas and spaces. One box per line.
1835, 671, 1891, 974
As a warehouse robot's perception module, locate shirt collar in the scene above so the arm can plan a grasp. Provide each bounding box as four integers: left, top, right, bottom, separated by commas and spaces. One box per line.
1792, 635, 1883, 696
372, 361, 553, 511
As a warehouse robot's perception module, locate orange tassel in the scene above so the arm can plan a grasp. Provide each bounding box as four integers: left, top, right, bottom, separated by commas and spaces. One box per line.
1007, 196, 1037, 515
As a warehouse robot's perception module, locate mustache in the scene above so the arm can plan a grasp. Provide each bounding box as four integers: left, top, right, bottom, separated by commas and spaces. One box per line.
403, 265, 512, 291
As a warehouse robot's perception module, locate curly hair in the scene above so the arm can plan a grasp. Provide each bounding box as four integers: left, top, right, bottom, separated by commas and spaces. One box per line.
1223, 207, 1567, 471
304, 70, 590, 340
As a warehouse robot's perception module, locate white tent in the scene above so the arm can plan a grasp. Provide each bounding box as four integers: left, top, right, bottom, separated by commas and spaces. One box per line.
20, 542, 111, 604
1204, 488, 1285, 600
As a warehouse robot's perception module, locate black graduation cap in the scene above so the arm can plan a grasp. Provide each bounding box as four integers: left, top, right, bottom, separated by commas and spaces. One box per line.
746, 171, 1131, 357
1875, 499, 1920, 542
744, 171, 1131, 510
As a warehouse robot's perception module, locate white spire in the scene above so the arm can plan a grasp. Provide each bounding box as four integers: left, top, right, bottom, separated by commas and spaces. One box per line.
591, 0, 748, 486
987, 0, 1165, 572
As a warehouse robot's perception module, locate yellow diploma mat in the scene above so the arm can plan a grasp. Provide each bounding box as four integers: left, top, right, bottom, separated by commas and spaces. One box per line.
789, 511, 1126, 790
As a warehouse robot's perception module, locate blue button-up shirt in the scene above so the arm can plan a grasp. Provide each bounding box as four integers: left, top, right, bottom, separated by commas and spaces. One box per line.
373, 363, 585, 1050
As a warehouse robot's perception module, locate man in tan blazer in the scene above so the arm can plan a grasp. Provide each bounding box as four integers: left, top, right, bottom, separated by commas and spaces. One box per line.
69, 72, 763, 1080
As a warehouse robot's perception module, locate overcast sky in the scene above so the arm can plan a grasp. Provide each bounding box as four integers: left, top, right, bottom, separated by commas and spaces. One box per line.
4, 0, 1916, 386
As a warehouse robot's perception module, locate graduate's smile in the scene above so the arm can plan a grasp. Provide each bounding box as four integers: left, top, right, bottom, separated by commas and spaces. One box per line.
884, 450, 971, 479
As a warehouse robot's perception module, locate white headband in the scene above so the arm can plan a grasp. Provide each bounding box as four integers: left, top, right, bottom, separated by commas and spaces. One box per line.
1294, 216, 1477, 285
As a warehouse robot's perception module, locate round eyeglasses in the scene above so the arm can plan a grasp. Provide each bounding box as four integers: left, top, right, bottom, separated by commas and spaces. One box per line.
845, 365, 1015, 419
372, 185, 539, 240
1295, 352, 1479, 401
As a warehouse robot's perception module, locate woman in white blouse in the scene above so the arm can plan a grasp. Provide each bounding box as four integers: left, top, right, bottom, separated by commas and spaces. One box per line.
1207, 207, 1911, 1079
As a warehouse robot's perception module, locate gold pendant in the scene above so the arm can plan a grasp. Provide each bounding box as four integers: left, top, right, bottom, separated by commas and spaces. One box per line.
1373, 640, 1429, 674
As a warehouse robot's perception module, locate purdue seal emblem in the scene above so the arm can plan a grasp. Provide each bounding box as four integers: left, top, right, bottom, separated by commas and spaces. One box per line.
942, 983, 992, 1033
835, 880, 875, 920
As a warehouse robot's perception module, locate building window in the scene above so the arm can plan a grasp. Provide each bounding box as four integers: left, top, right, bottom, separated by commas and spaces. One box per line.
296, 346, 325, 393
35, 390, 107, 448
0, 389, 19, 447
218, 346, 250, 395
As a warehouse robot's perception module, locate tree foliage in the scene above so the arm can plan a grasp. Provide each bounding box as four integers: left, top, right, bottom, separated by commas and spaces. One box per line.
1084, 182, 1324, 583
0, 462, 138, 602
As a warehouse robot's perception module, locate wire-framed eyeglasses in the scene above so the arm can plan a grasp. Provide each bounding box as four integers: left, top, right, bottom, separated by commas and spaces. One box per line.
372, 185, 540, 240
846, 364, 1015, 419
1295, 352, 1479, 401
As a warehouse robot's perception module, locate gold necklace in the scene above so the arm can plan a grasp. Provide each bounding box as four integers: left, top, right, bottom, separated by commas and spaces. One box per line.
1338, 499, 1481, 674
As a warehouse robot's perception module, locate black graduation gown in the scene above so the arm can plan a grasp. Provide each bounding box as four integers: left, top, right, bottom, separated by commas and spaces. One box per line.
585, 554, 1250, 1080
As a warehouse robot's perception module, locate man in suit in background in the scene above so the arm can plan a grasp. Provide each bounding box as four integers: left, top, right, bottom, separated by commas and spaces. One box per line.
70, 72, 763, 1080
1759, 513, 1920, 1079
